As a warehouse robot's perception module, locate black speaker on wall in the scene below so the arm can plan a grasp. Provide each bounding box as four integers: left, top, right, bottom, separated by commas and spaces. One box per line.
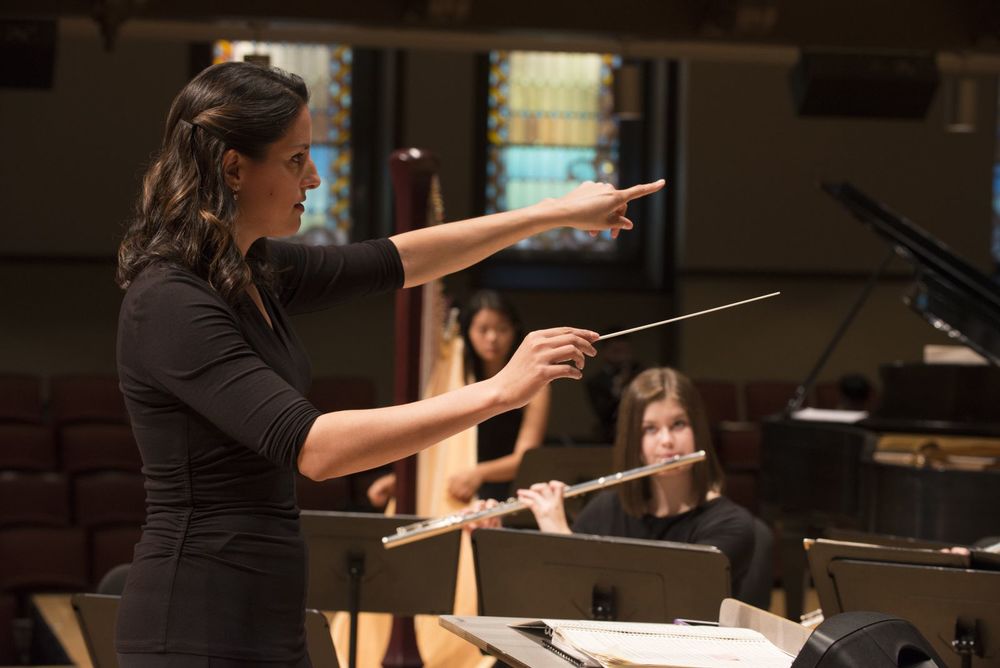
790, 50, 939, 119
0, 20, 57, 89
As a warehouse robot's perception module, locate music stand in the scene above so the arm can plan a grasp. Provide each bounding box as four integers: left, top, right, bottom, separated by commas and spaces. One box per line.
504, 446, 614, 529
807, 539, 1000, 668
472, 527, 730, 623
71, 593, 340, 668
300, 510, 461, 668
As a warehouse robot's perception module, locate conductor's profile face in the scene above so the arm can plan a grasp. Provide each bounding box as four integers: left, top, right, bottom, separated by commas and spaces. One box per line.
640, 397, 695, 477
232, 105, 321, 241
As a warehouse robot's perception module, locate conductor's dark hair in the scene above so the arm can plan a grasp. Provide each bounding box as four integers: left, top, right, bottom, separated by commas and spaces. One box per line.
116, 61, 309, 302
459, 290, 525, 381
615, 367, 725, 517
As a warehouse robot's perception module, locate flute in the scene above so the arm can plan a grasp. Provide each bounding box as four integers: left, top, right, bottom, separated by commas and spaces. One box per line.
381, 450, 707, 549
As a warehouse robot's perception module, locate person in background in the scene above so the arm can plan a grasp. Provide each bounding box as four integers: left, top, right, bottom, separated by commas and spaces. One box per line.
367, 290, 549, 505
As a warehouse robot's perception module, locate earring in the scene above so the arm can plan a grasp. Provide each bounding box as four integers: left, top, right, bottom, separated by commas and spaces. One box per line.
233, 188, 240, 202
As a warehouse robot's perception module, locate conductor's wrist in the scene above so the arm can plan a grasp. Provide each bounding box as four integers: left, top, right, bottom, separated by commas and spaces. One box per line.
525, 199, 567, 232
481, 375, 517, 414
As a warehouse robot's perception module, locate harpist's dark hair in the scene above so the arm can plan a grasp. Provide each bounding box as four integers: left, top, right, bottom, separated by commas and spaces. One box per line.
615, 368, 724, 517
459, 290, 526, 381
116, 61, 309, 302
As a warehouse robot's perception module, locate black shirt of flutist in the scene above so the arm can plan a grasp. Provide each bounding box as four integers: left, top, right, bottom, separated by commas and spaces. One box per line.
572, 491, 755, 595
115, 239, 404, 662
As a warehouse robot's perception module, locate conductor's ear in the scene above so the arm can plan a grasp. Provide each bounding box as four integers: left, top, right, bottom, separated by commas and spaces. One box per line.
222, 148, 242, 191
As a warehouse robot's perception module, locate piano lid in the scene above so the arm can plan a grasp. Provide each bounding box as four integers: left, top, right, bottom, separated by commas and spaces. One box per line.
822, 182, 1000, 366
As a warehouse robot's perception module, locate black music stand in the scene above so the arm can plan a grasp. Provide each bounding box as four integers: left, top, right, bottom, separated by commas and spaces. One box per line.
71, 593, 340, 668
504, 446, 613, 529
472, 527, 730, 623
300, 510, 461, 668
807, 539, 1000, 668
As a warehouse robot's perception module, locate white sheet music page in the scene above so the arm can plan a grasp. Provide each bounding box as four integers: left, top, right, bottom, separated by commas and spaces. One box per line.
548, 619, 794, 668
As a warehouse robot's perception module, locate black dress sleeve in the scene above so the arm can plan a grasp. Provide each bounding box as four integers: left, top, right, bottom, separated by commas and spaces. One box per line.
122, 269, 322, 469
265, 238, 405, 315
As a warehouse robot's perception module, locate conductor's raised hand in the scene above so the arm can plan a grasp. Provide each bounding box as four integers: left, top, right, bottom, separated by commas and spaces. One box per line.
488, 327, 599, 410
543, 179, 665, 240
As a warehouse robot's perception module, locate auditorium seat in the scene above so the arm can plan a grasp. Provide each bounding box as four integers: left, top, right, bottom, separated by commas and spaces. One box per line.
90, 526, 141, 587
49, 375, 128, 425
305, 376, 381, 511
0, 592, 14, 665
743, 381, 797, 422
0, 472, 70, 528
60, 423, 140, 475
307, 376, 377, 412
49, 374, 138, 474
0, 527, 88, 594
296, 474, 351, 512
715, 422, 762, 514
714, 422, 762, 471
73, 471, 145, 528
0, 423, 56, 471
692, 379, 741, 422
0, 374, 44, 423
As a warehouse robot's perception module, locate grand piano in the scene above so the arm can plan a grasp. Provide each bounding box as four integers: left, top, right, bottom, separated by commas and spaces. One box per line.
761, 182, 1000, 621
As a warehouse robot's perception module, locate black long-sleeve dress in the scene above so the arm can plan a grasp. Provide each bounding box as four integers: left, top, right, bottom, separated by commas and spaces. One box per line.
114, 239, 403, 663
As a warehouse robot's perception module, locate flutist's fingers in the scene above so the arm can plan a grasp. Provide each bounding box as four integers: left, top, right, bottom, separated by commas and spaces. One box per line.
518, 481, 571, 534
461, 498, 501, 532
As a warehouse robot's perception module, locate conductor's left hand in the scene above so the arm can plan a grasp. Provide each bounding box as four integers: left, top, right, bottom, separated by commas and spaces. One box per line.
541, 179, 665, 240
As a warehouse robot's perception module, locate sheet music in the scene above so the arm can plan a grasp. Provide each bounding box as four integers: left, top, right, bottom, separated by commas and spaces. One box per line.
790, 407, 867, 424
522, 619, 794, 668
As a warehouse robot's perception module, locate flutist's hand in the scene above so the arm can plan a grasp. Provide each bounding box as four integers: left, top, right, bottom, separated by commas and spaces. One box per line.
518, 481, 572, 534
462, 498, 502, 533
489, 328, 598, 410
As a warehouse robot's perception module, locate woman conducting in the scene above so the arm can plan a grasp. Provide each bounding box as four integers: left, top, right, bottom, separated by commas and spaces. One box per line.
518, 367, 756, 596
113, 61, 663, 666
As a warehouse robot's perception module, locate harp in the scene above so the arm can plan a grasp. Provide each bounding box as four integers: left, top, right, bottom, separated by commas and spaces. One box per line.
331, 149, 483, 668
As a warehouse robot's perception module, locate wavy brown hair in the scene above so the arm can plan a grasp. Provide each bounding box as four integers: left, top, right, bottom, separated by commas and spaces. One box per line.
614, 367, 725, 517
116, 61, 309, 303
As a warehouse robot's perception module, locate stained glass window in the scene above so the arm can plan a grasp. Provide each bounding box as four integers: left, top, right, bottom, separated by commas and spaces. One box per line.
214, 41, 353, 244
993, 82, 1000, 265
487, 51, 621, 253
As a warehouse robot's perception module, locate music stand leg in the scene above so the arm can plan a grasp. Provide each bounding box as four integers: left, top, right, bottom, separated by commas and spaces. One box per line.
952, 618, 981, 668
348, 553, 365, 668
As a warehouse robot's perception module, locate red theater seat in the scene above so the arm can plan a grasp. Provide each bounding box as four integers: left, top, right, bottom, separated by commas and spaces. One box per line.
73, 471, 145, 528
0, 472, 70, 528
0, 374, 44, 423
60, 423, 140, 474
0, 424, 56, 471
90, 526, 142, 586
0, 527, 88, 594
50, 374, 128, 425
692, 379, 741, 423
743, 380, 798, 422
